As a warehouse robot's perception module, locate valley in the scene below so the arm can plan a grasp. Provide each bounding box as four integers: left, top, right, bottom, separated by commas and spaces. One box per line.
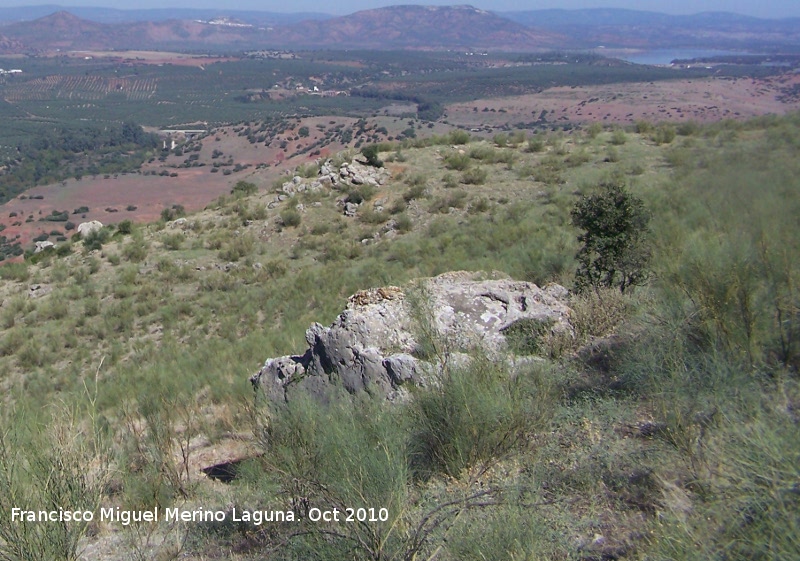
0, 4, 798, 561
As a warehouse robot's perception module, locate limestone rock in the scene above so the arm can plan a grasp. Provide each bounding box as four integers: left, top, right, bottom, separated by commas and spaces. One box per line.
77, 220, 103, 237
34, 240, 55, 253
275, 158, 389, 199
250, 272, 572, 404
344, 202, 359, 217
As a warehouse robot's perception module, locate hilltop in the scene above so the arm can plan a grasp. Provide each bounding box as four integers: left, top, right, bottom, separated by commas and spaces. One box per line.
0, 5, 560, 52
270, 5, 562, 50
0, 113, 797, 559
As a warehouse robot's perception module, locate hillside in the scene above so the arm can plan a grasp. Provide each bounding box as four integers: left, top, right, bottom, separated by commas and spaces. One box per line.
269, 5, 562, 50
3, 5, 800, 52
0, 6, 561, 52
0, 114, 797, 560
0, 5, 329, 25
0, 11, 268, 52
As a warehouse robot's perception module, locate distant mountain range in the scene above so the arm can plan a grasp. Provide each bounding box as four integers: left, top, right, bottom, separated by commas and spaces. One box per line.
501, 8, 800, 50
0, 5, 329, 26
1, 4, 798, 54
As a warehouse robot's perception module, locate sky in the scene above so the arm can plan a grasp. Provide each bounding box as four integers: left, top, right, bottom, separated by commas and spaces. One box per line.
0, 0, 797, 19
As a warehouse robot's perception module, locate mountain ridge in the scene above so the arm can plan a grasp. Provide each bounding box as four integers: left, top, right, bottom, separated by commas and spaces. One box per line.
1, 5, 799, 53
0, 5, 562, 52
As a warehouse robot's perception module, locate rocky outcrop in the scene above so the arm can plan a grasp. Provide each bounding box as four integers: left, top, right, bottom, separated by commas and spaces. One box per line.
250, 271, 572, 404
270, 157, 390, 216
77, 220, 103, 237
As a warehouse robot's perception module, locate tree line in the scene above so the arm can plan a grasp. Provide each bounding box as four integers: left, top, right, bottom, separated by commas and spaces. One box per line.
0, 122, 159, 204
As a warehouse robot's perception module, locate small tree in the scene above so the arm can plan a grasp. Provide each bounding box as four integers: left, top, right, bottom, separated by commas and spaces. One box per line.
571, 180, 651, 293
231, 180, 257, 197
360, 144, 383, 168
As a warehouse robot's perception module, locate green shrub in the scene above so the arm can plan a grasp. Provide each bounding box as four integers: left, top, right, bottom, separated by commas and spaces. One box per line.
122, 232, 149, 262
359, 207, 390, 224
161, 233, 184, 251
468, 197, 490, 214
532, 165, 564, 186
492, 133, 508, 147
255, 395, 410, 559
403, 183, 427, 202
525, 136, 545, 153
404, 172, 427, 187
677, 120, 700, 136
0, 407, 108, 561
469, 145, 498, 162
394, 213, 413, 232
231, 180, 257, 196
410, 357, 553, 480
160, 205, 186, 222
610, 129, 627, 145
0, 263, 29, 282
82, 228, 110, 252
116, 219, 133, 235
461, 167, 488, 185
346, 184, 375, 204
652, 124, 676, 145
219, 234, 255, 262
280, 209, 302, 228
448, 129, 471, 145
55, 243, 72, 257
310, 223, 330, 235
442, 172, 459, 189
120, 397, 199, 510
444, 152, 471, 171
571, 179, 651, 293
650, 402, 800, 560
565, 148, 591, 167
586, 122, 603, 139
429, 190, 468, 214
360, 144, 384, 168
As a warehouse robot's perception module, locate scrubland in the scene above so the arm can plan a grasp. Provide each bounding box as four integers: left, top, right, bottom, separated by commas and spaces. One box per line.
0, 113, 798, 560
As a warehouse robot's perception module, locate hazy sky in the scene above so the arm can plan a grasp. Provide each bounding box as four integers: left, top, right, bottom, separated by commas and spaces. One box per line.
0, 1, 797, 19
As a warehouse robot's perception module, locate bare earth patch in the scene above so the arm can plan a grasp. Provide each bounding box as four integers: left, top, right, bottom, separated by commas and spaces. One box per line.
446, 74, 800, 128
55, 50, 240, 67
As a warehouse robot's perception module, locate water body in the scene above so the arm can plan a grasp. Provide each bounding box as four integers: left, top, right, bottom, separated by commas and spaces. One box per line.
620, 49, 756, 65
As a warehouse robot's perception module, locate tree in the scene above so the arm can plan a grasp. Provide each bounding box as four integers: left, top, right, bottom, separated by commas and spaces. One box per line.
571, 179, 651, 293
360, 144, 384, 168
231, 180, 257, 196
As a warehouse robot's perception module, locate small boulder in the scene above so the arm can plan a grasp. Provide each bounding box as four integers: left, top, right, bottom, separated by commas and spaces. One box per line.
34, 240, 55, 253
77, 220, 103, 237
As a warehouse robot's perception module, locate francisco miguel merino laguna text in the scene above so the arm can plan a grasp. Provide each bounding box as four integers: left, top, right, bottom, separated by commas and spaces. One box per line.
11, 506, 390, 525
11, 507, 298, 526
